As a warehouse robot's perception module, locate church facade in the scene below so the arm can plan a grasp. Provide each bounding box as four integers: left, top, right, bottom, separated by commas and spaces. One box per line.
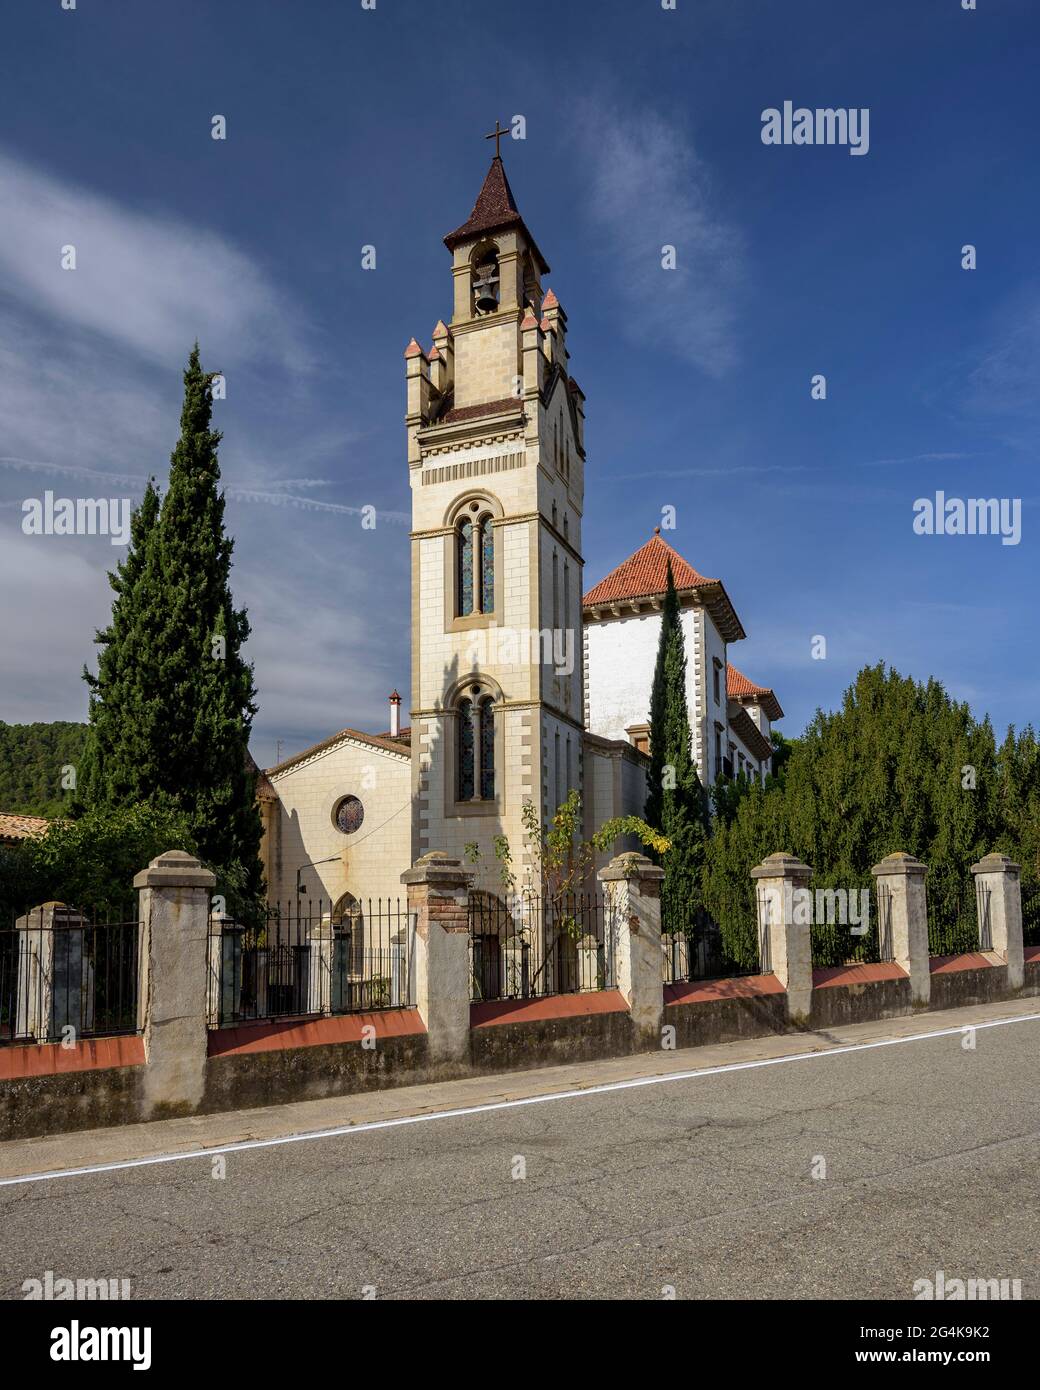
258, 153, 781, 913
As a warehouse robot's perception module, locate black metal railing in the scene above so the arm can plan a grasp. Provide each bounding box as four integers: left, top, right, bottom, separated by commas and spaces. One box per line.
660, 898, 756, 983
468, 893, 613, 1003
809, 882, 885, 967
0, 905, 141, 1046
1021, 879, 1040, 947
927, 872, 979, 957
208, 898, 414, 1027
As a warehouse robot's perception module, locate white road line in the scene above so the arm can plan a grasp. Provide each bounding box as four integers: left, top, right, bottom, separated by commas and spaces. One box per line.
2, 1009, 1037, 1189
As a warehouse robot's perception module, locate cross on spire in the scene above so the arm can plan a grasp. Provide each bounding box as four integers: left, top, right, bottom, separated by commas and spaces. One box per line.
485, 119, 509, 159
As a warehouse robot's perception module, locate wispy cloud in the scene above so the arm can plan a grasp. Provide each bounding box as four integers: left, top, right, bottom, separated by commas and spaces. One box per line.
855, 452, 969, 469
609, 463, 809, 480
577, 105, 744, 376
0, 148, 308, 369
226, 488, 409, 524
964, 291, 1040, 421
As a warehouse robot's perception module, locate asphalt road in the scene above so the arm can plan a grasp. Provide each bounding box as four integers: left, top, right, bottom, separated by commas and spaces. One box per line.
1, 1009, 1038, 1300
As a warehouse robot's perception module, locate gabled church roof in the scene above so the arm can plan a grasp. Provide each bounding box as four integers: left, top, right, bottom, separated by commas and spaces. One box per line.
727, 664, 784, 721
444, 156, 550, 273
583, 531, 746, 642
266, 726, 411, 778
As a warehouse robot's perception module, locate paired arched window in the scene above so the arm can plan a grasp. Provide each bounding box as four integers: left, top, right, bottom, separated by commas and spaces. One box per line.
457, 510, 495, 617
457, 689, 496, 801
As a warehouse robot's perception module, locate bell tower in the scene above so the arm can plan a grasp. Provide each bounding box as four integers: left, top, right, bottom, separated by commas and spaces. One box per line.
406, 138, 588, 880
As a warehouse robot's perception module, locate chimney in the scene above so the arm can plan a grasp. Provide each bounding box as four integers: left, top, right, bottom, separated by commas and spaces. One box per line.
389, 689, 402, 738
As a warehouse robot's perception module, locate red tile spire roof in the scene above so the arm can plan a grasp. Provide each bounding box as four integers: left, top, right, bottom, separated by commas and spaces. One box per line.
443, 157, 550, 272
583, 531, 716, 606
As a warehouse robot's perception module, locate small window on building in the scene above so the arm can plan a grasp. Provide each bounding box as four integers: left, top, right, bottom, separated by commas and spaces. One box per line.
713, 658, 723, 705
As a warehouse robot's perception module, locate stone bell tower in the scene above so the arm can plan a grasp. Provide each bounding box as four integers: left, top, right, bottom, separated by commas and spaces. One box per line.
405, 137, 588, 880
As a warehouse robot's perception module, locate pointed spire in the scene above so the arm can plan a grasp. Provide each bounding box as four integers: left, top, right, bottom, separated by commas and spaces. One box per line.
404, 337, 425, 359
444, 156, 550, 272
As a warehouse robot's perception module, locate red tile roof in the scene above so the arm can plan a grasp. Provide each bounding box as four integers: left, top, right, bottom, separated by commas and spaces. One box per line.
443, 157, 550, 272
727, 663, 784, 720
583, 532, 717, 606
0, 812, 50, 843
439, 396, 523, 425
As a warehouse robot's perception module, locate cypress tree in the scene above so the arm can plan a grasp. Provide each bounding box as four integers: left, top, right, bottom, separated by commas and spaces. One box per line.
645, 560, 709, 920
83, 346, 263, 904
81, 479, 162, 810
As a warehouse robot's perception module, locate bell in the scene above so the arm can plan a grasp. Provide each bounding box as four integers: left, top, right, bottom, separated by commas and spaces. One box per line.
473, 263, 499, 314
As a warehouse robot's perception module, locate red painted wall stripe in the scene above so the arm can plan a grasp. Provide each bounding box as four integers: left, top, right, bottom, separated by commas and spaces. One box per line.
929, 952, 996, 975
207, 1007, 427, 1057
665, 973, 785, 1006
470, 989, 629, 1028
0, 1034, 145, 1081
812, 961, 908, 989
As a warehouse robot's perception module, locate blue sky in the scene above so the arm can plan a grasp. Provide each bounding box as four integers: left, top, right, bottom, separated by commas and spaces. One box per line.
1, 0, 1036, 767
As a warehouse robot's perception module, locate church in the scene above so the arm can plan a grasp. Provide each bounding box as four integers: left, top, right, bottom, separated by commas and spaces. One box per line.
257, 148, 782, 912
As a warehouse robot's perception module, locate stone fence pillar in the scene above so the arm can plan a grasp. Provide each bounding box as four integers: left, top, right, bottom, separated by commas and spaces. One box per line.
871, 852, 930, 1006
401, 852, 473, 1064
598, 852, 665, 1045
134, 850, 216, 1120
750, 853, 813, 1021
971, 853, 1024, 991
13, 903, 92, 1042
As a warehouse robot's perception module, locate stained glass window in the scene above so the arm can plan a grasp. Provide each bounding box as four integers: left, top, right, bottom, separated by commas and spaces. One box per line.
479, 697, 495, 800
480, 517, 494, 614
458, 521, 474, 616
458, 699, 474, 800
334, 796, 364, 834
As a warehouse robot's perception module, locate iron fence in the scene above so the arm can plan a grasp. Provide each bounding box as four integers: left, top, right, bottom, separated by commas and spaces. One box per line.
927, 872, 979, 957
468, 893, 613, 1002
660, 898, 757, 983
1022, 879, 1040, 947
0, 905, 141, 1046
804, 880, 883, 968
208, 898, 414, 1027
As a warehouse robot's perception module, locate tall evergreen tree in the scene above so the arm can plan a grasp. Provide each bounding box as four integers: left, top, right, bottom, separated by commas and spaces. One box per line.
81, 479, 162, 809
83, 346, 263, 903
645, 560, 709, 919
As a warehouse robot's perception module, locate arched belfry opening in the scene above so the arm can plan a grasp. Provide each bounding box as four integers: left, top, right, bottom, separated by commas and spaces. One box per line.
471, 241, 500, 316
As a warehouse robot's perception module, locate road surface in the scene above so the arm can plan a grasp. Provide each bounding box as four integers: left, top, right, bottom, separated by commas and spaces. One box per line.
1, 1000, 1038, 1300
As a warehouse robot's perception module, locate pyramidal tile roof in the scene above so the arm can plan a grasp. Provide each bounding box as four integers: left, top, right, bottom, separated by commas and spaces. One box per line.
583, 532, 716, 606
443, 157, 550, 272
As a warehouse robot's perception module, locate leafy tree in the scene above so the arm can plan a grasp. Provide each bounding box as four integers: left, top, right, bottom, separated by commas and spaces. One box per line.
82, 346, 263, 907
0, 803, 196, 921
0, 722, 88, 817
644, 560, 709, 923
702, 663, 1040, 967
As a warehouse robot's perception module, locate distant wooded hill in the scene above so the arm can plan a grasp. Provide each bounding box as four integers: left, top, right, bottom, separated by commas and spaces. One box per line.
0, 722, 88, 817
